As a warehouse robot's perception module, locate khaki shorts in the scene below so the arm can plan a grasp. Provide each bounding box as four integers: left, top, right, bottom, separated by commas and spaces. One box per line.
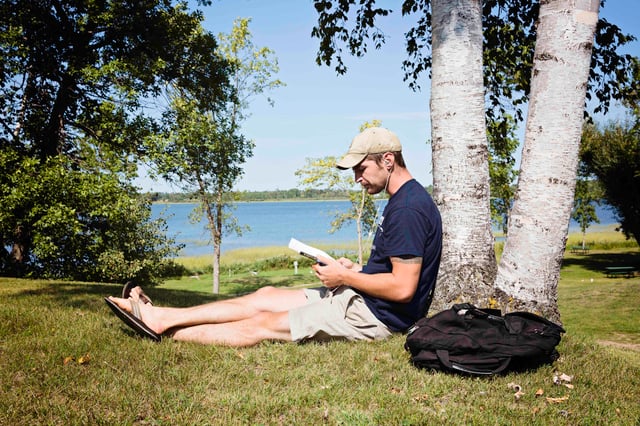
288, 286, 393, 343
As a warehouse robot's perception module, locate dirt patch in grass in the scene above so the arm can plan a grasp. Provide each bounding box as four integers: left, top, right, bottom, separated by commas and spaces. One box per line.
598, 340, 640, 352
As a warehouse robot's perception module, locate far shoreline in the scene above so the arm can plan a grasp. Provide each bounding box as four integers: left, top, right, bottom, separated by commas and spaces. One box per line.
151, 198, 369, 205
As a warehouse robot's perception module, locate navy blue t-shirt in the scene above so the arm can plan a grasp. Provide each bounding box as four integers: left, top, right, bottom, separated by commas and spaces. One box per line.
358, 179, 442, 332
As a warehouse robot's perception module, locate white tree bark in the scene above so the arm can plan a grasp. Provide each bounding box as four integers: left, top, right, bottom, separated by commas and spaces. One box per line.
430, 0, 496, 310
495, 0, 600, 321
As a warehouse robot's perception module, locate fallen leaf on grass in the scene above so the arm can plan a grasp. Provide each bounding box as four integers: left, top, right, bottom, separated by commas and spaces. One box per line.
63, 353, 91, 365
535, 388, 544, 397
546, 395, 569, 404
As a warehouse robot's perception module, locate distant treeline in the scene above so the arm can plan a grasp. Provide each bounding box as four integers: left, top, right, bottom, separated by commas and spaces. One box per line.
144, 188, 353, 203
144, 185, 434, 203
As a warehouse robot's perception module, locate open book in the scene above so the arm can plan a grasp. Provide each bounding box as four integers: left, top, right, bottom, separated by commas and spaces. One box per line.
288, 238, 334, 266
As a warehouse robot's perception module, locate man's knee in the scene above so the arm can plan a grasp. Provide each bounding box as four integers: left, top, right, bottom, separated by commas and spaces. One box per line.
254, 285, 279, 298
248, 286, 307, 313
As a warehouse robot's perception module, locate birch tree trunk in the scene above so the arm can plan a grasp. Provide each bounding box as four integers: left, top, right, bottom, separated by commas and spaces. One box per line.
212, 188, 224, 295
198, 174, 222, 294
495, 0, 600, 322
430, 0, 497, 311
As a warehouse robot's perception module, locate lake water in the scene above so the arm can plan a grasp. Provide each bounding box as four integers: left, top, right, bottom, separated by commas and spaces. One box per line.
152, 201, 619, 257
152, 200, 377, 256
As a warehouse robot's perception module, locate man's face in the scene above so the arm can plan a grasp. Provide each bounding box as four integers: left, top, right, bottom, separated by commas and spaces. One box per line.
353, 158, 386, 195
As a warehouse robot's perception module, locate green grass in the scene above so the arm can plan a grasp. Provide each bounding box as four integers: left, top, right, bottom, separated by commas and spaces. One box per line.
163, 240, 368, 294
1, 238, 639, 424
559, 248, 640, 351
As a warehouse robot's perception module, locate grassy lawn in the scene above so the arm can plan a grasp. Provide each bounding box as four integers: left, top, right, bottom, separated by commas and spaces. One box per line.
1, 243, 639, 424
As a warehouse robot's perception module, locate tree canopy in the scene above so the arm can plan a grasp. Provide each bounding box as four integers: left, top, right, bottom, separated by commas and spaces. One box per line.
0, 0, 232, 281
311, 0, 636, 123
148, 18, 284, 293
580, 119, 640, 245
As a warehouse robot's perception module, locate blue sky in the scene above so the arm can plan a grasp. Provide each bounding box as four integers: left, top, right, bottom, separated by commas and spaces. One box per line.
137, 0, 640, 193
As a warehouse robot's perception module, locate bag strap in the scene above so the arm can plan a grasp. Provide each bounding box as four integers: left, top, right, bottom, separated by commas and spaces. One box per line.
436, 349, 512, 376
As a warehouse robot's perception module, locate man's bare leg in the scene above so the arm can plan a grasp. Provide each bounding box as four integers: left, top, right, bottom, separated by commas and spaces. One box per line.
169, 311, 293, 347
107, 285, 308, 336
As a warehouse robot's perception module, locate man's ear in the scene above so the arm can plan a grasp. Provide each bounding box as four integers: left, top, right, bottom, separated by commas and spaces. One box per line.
382, 152, 394, 169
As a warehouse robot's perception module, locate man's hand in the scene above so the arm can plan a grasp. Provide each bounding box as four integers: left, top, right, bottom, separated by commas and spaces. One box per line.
336, 257, 362, 272
312, 256, 346, 289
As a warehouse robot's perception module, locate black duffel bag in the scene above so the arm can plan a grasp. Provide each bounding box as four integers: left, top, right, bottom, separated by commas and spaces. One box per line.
405, 303, 565, 376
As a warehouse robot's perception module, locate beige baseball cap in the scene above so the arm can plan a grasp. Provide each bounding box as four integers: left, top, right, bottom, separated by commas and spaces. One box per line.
336, 127, 402, 169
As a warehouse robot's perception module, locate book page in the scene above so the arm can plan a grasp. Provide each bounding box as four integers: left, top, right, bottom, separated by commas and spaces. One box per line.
288, 238, 334, 263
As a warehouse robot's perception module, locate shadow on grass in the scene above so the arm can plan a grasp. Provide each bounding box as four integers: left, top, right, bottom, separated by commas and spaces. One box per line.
7, 274, 311, 314
562, 251, 640, 275
222, 275, 310, 295
7, 281, 223, 312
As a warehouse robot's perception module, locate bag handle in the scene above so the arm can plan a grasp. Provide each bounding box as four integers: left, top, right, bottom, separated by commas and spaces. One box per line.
453, 303, 513, 332
436, 349, 512, 376
453, 303, 502, 320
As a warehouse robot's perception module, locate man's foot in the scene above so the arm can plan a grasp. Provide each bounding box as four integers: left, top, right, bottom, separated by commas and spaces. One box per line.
122, 281, 153, 306
107, 288, 166, 335
122, 281, 153, 305
104, 295, 162, 342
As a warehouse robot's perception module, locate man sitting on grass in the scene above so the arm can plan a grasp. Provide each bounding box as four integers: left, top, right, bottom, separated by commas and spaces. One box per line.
105, 127, 442, 347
